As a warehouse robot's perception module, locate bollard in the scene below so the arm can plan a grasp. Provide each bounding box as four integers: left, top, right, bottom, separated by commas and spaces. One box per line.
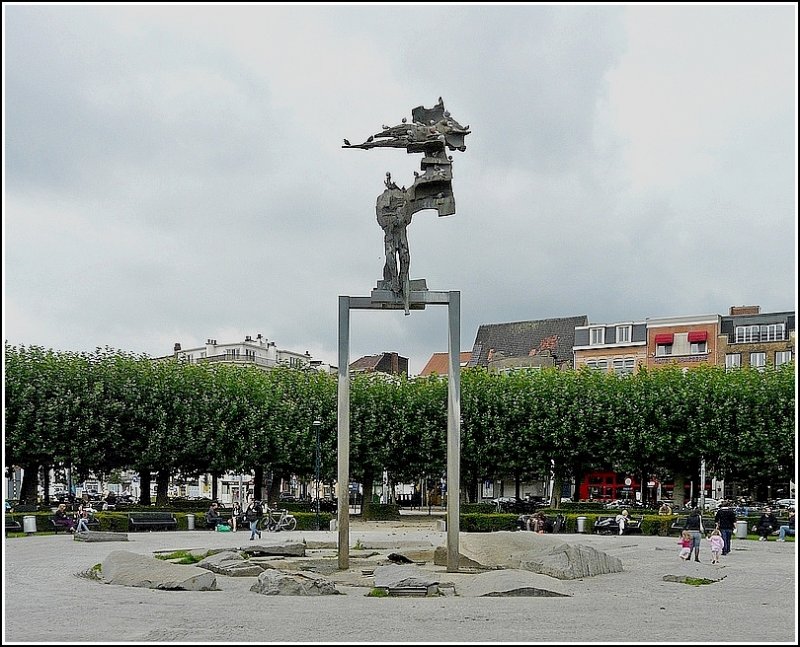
577, 516, 587, 534
186, 514, 195, 530
330, 519, 338, 531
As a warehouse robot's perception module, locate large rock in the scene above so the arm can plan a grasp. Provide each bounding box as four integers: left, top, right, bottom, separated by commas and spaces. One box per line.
250, 569, 340, 596
196, 551, 265, 577
455, 569, 570, 597
101, 550, 217, 591
434, 533, 623, 579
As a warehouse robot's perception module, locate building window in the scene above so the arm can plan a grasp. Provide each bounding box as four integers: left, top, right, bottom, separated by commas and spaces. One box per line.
761, 323, 785, 342
245, 349, 256, 360
775, 350, 792, 367
725, 353, 741, 371
735, 325, 759, 343
616, 326, 631, 344
656, 344, 673, 357
613, 358, 635, 376
585, 359, 608, 371
225, 349, 240, 358
750, 352, 766, 372
690, 341, 707, 355
590, 328, 605, 345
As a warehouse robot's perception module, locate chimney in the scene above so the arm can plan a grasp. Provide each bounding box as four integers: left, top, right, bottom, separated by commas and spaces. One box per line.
391, 352, 399, 375
729, 305, 761, 316
173, 342, 181, 355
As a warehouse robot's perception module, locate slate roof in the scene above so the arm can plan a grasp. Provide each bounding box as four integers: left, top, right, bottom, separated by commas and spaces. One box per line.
349, 352, 408, 376
419, 351, 473, 377
467, 315, 589, 369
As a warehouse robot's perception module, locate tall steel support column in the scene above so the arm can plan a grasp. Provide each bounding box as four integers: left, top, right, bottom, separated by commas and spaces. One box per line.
337, 289, 460, 571
337, 296, 350, 570
446, 291, 461, 572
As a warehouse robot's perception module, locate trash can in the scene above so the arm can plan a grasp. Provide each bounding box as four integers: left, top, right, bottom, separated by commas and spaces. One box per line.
577, 516, 587, 533
186, 514, 195, 530
23, 515, 37, 534
736, 519, 749, 539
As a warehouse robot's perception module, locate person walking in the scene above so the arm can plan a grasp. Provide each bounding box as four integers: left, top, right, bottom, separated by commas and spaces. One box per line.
708, 528, 724, 564
684, 507, 704, 562
245, 498, 262, 541
715, 500, 737, 556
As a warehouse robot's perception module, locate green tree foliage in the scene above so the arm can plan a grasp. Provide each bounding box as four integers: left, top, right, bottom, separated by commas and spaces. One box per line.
4, 342, 794, 502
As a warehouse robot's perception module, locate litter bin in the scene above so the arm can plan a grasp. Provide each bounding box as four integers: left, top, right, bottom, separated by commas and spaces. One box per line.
186, 514, 195, 530
23, 515, 37, 534
736, 519, 749, 539
577, 516, 587, 534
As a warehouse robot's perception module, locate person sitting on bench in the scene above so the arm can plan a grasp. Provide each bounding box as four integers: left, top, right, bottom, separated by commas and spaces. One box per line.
777, 511, 795, 542
53, 503, 76, 533
205, 502, 224, 529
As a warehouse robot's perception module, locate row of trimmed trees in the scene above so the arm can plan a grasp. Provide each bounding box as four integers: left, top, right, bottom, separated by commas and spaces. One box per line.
4, 343, 795, 508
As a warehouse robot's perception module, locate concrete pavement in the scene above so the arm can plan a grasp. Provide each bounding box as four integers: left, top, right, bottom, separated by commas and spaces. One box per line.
2, 519, 796, 644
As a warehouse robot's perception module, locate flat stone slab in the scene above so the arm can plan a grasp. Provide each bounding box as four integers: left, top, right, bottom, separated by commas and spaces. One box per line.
100, 550, 217, 591
250, 569, 341, 596
240, 542, 306, 557
455, 569, 570, 597
74, 531, 129, 542
373, 564, 439, 589
434, 532, 623, 579
196, 551, 265, 577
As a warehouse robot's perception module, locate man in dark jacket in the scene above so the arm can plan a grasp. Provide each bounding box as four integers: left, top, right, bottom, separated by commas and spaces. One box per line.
757, 508, 779, 541
715, 501, 738, 555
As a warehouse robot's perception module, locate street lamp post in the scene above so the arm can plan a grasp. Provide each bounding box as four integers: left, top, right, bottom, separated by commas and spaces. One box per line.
313, 420, 322, 530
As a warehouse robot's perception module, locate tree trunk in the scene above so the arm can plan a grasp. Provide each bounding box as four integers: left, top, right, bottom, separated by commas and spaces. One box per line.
253, 465, 264, 501
211, 473, 219, 501
42, 466, 51, 505
361, 465, 375, 519
139, 470, 151, 506
156, 469, 170, 507
20, 463, 39, 505
674, 473, 686, 509
550, 473, 563, 509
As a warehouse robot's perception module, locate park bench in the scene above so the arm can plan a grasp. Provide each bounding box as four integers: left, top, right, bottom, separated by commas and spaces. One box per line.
669, 516, 718, 534
516, 513, 566, 533
50, 515, 100, 533
594, 515, 643, 535
5, 515, 22, 534
128, 512, 178, 532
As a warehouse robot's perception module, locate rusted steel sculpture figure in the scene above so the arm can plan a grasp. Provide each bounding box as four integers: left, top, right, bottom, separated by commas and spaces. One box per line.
344, 98, 470, 311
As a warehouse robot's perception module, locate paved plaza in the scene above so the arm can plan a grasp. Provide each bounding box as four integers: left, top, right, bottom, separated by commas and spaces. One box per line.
2, 518, 796, 644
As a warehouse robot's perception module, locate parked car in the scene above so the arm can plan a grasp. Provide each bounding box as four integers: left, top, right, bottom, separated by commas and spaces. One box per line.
773, 498, 795, 510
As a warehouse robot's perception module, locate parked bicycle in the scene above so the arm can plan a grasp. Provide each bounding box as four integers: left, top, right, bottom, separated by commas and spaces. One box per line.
263, 507, 297, 532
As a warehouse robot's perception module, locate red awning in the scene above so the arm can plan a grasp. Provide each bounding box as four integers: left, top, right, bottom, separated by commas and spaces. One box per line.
687, 331, 708, 343
654, 333, 674, 345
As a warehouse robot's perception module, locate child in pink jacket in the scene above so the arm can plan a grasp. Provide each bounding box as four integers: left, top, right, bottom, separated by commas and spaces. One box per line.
708, 528, 724, 564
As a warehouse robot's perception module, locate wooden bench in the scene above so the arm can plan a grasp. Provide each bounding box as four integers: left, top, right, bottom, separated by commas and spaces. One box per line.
5, 515, 22, 534
669, 516, 717, 534
50, 516, 101, 533
594, 515, 643, 535
128, 512, 178, 532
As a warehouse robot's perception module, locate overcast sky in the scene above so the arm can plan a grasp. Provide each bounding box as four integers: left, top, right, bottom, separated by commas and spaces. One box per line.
3, 3, 797, 375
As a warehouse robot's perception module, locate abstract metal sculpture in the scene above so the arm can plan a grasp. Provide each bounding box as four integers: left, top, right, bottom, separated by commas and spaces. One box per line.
344, 98, 470, 310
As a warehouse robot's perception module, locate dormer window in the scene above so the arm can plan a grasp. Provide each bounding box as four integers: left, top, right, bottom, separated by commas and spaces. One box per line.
590, 327, 605, 345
